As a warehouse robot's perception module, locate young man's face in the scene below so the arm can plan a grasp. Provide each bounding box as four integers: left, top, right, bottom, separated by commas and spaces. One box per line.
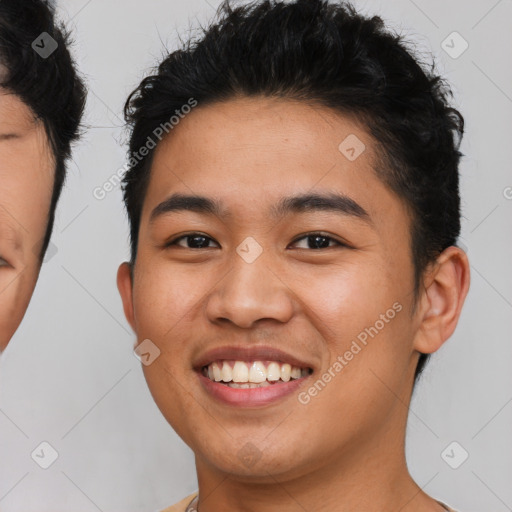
118, 97, 467, 482
0, 91, 54, 351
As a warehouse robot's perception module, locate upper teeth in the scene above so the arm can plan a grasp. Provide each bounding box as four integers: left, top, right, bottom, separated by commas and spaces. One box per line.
205, 360, 309, 383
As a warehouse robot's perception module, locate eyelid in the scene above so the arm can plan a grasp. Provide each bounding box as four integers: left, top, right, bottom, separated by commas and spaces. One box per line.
289, 232, 349, 249
165, 232, 220, 248
164, 231, 349, 250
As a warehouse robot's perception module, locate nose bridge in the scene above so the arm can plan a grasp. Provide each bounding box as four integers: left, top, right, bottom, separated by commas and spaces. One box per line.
205, 243, 294, 328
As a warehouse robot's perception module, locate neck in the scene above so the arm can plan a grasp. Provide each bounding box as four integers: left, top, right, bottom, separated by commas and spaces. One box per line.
193, 411, 441, 512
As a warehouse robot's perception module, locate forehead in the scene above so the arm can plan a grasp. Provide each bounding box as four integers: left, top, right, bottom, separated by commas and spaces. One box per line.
0, 90, 54, 254
139, 97, 415, 285
144, 97, 400, 220
0, 90, 37, 131
0, 90, 52, 163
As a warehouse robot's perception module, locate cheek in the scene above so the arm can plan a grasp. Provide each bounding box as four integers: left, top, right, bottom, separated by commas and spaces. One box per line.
294, 260, 413, 386
0, 270, 38, 350
292, 260, 397, 341
132, 261, 210, 338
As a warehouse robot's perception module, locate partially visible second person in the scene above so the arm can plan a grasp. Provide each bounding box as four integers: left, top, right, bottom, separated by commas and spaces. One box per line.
0, 0, 86, 352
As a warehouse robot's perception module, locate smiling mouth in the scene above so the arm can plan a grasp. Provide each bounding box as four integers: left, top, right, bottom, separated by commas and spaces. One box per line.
201, 360, 313, 388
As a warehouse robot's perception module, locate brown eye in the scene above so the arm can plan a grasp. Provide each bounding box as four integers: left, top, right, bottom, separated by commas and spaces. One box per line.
166, 233, 219, 249
291, 233, 345, 250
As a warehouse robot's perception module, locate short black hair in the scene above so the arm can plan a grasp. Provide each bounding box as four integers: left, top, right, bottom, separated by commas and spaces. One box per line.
122, 0, 464, 381
0, 0, 86, 258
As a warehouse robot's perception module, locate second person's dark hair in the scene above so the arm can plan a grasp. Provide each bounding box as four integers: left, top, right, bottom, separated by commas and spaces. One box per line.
0, 0, 86, 257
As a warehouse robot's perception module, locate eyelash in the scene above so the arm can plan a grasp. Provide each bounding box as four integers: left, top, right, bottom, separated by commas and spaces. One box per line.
165, 232, 347, 250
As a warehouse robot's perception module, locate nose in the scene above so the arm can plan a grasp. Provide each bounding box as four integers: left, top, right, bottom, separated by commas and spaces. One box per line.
205, 251, 295, 329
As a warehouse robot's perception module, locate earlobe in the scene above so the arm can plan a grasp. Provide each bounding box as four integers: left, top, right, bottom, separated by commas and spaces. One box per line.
117, 261, 136, 332
413, 246, 470, 355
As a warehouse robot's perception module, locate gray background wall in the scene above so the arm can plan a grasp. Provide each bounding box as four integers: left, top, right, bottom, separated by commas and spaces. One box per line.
0, 0, 511, 510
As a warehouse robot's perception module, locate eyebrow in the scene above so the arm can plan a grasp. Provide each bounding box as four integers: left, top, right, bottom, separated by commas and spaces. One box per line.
0, 133, 21, 141
150, 192, 372, 226
150, 193, 231, 222
271, 192, 372, 224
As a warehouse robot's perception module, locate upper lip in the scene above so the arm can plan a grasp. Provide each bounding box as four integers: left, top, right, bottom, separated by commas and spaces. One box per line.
193, 345, 313, 370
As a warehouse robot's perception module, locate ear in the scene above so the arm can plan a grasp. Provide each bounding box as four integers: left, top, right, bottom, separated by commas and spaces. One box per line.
413, 245, 470, 354
117, 262, 136, 332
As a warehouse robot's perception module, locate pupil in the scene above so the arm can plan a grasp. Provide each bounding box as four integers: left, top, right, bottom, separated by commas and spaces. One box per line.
309, 235, 329, 249
190, 236, 209, 248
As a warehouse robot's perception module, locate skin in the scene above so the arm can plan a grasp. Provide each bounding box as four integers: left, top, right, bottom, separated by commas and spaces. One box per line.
0, 90, 54, 352
117, 96, 470, 512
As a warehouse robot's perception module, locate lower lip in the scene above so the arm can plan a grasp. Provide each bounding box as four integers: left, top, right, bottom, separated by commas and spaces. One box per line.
197, 371, 309, 407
